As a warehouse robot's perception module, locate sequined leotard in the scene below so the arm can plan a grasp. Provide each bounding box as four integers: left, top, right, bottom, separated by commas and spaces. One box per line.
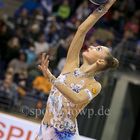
36, 68, 95, 140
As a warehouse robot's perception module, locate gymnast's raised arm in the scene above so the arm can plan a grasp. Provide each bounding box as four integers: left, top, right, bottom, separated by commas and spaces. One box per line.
62, 0, 116, 73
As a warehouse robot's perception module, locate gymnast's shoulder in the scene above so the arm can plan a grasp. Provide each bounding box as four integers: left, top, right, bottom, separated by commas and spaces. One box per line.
87, 79, 102, 95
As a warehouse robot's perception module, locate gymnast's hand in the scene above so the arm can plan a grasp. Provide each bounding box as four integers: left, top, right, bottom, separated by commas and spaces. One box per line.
38, 53, 56, 82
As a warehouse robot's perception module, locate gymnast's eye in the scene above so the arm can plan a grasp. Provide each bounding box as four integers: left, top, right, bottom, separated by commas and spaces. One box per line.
96, 47, 102, 51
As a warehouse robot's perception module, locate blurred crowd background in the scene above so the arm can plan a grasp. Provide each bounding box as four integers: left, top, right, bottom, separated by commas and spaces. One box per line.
0, 0, 140, 140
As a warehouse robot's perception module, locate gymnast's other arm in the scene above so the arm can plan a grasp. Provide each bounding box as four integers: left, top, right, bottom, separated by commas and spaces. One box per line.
38, 53, 101, 104
62, 0, 117, 73
54, 81, 101, 104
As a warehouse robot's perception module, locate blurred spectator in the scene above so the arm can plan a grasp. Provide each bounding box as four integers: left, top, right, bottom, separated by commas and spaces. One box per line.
45, 16, 61, 46
8, 51, 28, 75
26, 44, 37, 65
0, 21, 12, 60
33, 8, 45, 21
28, 23, 41, 43
33, 76, 52, 94
14, 27, 30, 49
124, 17, 139, 35
6, 67, 15, 76
57, 0, 71, 20
119, 0, 136, 13
76, 1, 90, 20
15, 69, 28, 86
113, 29, 137, 70
27, 54, 43, 85
108, 10, 125, 34
15, 8, 30, 28
55, 34, 74, 65
0, 73, 18, 106
34, 33, 50, 55
92, 28, 115, 46
5, 36, 20, 63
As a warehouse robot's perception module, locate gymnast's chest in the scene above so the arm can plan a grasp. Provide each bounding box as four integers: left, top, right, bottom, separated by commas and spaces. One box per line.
48, 75, 86, 105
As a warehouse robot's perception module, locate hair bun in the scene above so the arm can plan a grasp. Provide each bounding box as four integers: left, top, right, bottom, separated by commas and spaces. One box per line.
103, 55, 119, 71
112, 58, 119, 69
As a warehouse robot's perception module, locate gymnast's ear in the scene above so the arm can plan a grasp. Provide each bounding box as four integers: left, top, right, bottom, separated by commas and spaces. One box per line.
96, 59, 106, 66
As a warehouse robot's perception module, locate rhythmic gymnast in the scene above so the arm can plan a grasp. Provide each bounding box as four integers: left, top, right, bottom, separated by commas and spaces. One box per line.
36, 0, 119, 139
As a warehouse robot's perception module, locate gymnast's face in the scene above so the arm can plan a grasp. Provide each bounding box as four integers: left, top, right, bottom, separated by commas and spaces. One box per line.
82, 46, 110, 64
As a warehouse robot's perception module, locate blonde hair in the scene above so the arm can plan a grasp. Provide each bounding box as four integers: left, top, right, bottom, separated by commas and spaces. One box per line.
102, 53, 119, 71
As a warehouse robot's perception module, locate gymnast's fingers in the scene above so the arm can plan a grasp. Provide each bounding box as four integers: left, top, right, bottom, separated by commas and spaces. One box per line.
41, 53, 46, 64
38, 65, 43, 71
44, 55, 49, 66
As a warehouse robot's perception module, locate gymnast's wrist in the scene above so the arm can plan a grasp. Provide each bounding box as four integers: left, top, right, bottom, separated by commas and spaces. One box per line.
53, 79, 64, 86
49, 77, 64, 86
95, 5, 108, 14
53, 77, 66, 86
49, 76, 56, 84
